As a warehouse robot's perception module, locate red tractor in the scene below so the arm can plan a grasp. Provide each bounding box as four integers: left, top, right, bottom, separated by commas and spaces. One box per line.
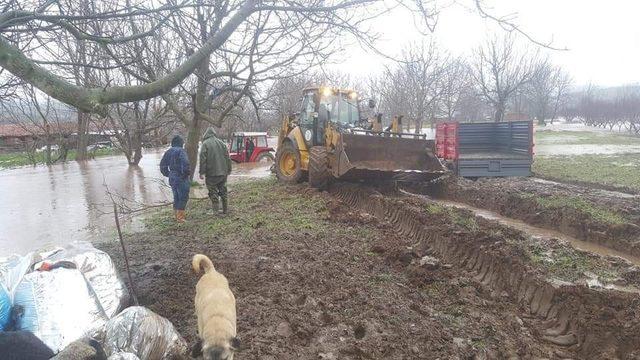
228, 132, 275, 163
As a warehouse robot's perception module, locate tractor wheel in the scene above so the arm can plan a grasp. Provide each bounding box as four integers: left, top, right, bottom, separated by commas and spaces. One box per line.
308, 146, 331, 190
276, 142, 303, 183
256, 152, 275, 163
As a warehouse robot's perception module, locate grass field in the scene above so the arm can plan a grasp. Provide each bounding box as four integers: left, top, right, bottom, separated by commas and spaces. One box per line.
533, 154, 640, 192
535, 130, 640, 145
0, 148, 119, 169
534, 130, 640, 192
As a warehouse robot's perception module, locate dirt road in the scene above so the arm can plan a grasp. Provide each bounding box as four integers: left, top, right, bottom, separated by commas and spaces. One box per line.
99, 178, 640, 359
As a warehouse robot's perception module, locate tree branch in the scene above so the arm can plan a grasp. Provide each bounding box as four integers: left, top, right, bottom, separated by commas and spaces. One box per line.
0, 0, 257, 115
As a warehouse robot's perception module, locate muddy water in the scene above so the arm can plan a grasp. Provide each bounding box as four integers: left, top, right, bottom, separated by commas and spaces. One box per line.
0, 149, 272, 256
535, 144, 640, 156
434, 198, 640, 267
400, 190, 640, 267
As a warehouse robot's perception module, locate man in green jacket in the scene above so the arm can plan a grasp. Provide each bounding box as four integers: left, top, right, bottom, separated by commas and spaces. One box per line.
199, 127, 232, 214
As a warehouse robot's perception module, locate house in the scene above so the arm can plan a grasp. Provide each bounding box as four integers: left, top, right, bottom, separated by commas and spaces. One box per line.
0, 123, 113, 153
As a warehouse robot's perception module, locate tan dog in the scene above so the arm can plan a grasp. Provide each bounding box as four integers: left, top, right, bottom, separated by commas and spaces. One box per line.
192, 254, 239, 360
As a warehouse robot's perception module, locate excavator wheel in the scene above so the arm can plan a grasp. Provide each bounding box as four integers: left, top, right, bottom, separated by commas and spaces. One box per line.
276, 142, 303, 183
308, 146, 331, 190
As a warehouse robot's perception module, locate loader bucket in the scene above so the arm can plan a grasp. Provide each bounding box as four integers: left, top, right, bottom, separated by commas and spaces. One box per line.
334, 133, 447, 182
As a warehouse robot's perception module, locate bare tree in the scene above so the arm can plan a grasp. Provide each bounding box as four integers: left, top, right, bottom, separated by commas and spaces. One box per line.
261, 75, 313, 129
3, 86, 74, 164
576, 86, 640, 135
438, 57, 471, 121
550, 69, 572, 123
0, 0, 430, 112
471, 35, 539, 122
382, 42, 445, 132
105, 99, 173, 165
523, 59, 572, 125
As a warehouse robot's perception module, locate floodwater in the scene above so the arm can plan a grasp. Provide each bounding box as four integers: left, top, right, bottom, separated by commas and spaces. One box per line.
0, 149, 272, 256
535, 144, 640, 156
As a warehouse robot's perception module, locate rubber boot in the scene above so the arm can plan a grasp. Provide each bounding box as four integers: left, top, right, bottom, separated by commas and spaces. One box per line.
176, 210, 186, 223
221, 198, 228, 215
207, 199, 219, 215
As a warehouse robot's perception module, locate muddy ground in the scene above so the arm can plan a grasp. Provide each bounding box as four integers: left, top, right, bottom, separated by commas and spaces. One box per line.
99, 178, 640, 359
420, 176, 640, 258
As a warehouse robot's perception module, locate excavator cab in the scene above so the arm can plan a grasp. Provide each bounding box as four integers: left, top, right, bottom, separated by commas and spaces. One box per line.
276, 86, 446, 188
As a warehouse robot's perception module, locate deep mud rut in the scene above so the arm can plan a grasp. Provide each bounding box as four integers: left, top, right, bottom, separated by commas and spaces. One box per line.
416, 176, 640, 258
96, 179, 640, 360
331, 183, 640, 359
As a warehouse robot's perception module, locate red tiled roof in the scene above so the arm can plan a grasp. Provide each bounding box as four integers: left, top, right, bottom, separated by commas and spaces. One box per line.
0, 123, 77, 138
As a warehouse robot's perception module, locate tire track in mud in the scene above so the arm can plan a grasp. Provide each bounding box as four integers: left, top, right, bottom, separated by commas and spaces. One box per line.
330, 183, 640, 358
427, 177, 640, 259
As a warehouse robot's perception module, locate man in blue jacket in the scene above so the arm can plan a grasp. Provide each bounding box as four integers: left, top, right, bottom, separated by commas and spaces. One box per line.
160, 135, 191, 222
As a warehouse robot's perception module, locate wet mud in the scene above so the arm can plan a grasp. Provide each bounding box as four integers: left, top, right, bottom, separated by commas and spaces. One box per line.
416, 195, 640, 267
417, 176, 640, 258
98, 178, 640, 359
98, 181, 597, 359
331, 184, 640, 358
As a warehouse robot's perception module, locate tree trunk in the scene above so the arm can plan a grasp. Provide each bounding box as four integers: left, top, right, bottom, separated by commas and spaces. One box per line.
0, 1, 256, 114
185, 115, 201, 181
132, 146, 143, 165
76, 111, 89, 160
45, 144, 51, 165
537, 108, 546, 126
131, 130, 143, 165
183, 57, 211, 180
494, 103, 505, 122
44, 122, 52, 165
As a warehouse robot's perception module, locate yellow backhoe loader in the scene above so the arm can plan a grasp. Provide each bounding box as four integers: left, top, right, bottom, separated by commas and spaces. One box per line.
275, 86, 446, 189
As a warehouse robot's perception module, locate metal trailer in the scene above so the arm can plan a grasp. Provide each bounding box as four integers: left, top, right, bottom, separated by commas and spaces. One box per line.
436, 120, 533, 177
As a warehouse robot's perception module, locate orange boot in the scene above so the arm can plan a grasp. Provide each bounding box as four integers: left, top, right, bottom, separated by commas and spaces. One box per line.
176, 210, 186, 223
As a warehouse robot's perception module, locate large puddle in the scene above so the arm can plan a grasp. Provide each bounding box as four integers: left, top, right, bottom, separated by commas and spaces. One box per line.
0, 149, 272, 256
535, 144, 640, 156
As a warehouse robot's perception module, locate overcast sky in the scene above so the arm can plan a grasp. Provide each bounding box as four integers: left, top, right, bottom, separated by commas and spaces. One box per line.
334, 0, 640, 87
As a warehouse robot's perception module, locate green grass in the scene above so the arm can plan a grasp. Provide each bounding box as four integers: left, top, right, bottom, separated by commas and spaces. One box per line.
144, 178, 375, 243
425, 203, 478, 230
535, 130, 640, 145
521, 193, 627, 225
524, 242, 617, 283
0, 148, 119, 169
425, 203, 446, 215
426, 198, 622, 282
533, 154, 640, 192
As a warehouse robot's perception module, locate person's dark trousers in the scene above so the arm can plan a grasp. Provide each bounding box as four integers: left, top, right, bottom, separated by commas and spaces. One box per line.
171, 178, 191, 210
205, 175, 228, 213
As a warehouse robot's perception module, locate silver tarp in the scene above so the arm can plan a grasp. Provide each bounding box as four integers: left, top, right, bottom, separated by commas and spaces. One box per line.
107, 353, 141, 360
102, 306, 188, 360
5, 242, 129, 353
13, 268, 109, 352
0, 252, 37, 299
39, 241, 129, 318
